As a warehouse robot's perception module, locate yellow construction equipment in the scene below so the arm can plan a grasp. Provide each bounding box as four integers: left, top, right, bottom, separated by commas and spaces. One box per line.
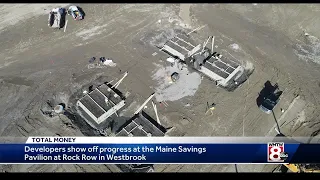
284, 164, 320, 173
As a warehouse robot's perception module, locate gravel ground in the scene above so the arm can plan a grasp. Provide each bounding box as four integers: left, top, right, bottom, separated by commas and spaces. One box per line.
0, 4, 319, 172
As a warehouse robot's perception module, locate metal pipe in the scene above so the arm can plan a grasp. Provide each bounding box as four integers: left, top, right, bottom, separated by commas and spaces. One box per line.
112, 71, 128, 89
201, 36, 211, 53
152, 101, 161, 125
187, 25, 206, 35
106, 80, 114, 85
211, 36, 215, 54
64, 20, 68, 32
134, 93, 155, 115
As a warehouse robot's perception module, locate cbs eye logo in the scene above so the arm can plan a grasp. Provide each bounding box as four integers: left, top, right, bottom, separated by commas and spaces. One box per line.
268, 142, 288, 162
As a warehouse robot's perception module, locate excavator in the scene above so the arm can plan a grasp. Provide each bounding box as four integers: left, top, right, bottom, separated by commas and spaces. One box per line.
284, 164, 320, 173
273, 134, 320, 173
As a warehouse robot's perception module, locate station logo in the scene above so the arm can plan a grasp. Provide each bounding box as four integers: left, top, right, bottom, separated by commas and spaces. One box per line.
267, 142, 288, 162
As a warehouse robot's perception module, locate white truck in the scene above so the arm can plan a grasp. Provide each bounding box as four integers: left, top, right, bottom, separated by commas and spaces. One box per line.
48, 8, 64, 29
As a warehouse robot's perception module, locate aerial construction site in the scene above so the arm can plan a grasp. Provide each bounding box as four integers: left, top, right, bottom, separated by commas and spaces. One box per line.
0, 4, 320, 172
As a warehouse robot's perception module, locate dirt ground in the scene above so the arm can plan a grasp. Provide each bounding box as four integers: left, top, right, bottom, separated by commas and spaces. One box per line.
0, 4, 319, 172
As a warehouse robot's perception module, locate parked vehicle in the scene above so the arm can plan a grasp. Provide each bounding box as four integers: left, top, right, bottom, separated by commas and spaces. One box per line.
48, 8, 64, 29
68, 6, 83, 20
259, 94, 280, 114
258, 82, 282, 114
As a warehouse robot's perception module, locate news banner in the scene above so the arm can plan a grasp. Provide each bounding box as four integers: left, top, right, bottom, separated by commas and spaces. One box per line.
0, 137, 319, 164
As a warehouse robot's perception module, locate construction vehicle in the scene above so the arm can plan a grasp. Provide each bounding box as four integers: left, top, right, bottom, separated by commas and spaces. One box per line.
284, 164, 320, 173
258, 81, 283, 114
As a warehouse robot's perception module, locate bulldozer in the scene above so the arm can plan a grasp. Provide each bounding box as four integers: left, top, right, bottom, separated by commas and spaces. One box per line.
284, 164, 320, 173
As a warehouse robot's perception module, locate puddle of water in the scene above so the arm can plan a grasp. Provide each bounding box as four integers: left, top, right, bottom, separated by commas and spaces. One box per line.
152, 62, 201, 102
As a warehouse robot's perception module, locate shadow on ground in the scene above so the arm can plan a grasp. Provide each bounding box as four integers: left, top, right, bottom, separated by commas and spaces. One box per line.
77, 6, 86, 19
60, 10, 67, 29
